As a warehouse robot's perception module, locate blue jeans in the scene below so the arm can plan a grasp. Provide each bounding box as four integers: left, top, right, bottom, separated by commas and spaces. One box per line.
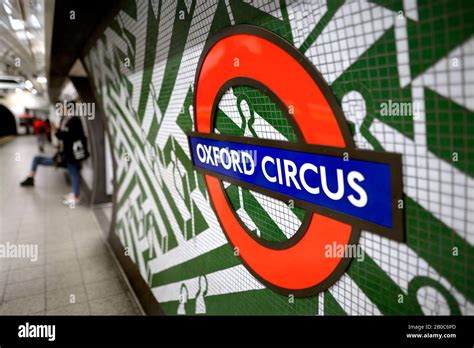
67, 161, 81, 197
31, 155, 54, 171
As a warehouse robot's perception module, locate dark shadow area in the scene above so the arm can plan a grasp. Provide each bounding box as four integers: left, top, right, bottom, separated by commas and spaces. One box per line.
0, 104, 17, 136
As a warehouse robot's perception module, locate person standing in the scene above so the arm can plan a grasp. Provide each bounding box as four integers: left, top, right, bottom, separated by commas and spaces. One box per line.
21, 112, 88, 206
33, 117, 47, 152
22, 109, 32, 134
54, 115, 88, 205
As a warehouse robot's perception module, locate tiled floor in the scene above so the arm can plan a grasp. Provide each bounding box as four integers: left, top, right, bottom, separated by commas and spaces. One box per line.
0, 136, 141, 315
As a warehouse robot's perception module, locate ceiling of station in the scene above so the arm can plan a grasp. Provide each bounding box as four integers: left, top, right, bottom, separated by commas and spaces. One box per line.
0, 0, 53, 97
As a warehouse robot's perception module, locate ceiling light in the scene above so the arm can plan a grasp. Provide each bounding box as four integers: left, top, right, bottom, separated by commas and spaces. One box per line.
15, 88, 23, 94
37, 76, 47, 84
25, 80, 33, 89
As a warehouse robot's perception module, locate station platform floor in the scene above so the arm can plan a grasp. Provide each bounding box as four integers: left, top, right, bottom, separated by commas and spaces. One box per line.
0, 136, 141, 315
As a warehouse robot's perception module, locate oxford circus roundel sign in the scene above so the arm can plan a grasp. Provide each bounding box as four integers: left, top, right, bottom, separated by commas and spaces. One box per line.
187, 25, 404, 297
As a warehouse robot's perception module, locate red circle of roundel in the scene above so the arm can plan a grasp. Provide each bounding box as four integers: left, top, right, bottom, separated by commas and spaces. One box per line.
194, 26, 356, 295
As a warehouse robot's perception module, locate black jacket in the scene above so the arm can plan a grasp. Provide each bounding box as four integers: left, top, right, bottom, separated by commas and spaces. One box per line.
55, 117, 86, 163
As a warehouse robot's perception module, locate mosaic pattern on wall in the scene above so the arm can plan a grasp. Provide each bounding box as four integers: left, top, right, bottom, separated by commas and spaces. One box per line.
84, 0, 474, 315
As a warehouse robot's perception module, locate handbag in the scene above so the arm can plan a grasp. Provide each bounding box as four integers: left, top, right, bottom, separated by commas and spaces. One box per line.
72, 137, 90, 161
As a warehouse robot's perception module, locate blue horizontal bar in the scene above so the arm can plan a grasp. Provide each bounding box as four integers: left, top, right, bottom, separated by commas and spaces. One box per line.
189, 136, 393, 228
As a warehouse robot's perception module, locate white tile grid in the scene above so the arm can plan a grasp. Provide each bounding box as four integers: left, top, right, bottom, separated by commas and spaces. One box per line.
242, 0, 282, 19
83, 0, 474, 315
216, 88, 304, 240
287, 0, 327, 48
304, 1, 472, 314
306, 0, 394, 84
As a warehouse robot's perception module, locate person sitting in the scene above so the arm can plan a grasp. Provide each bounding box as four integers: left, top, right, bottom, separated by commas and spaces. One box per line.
19, 155, 54, 187
20, 112, 88, 206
